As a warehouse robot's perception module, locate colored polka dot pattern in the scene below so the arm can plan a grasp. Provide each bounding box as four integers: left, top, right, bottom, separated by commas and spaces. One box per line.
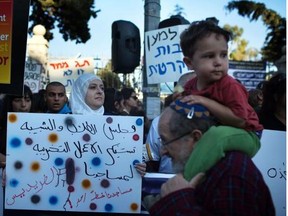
31, 162, 40, 172
133, 134, 139, 141
6, 113, 143, 214
106, 117, 113, 124
100, 179, 110, 188
48, 133, 58, 143
92, 157, 101, 166
136, 118, 143, 126
10, 137, 21, 148
8, 114, 17, 123
130, 203, 138, 211
54, 158, 64, 166
25, 138, 33, 145
82, 179, 91, 189
49, 196, 58, 205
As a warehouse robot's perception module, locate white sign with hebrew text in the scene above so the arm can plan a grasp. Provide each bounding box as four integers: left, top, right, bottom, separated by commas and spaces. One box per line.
145, 25, 189, 84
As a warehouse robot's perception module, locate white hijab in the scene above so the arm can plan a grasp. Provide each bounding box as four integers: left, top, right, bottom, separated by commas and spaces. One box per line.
69, 73, 105, 115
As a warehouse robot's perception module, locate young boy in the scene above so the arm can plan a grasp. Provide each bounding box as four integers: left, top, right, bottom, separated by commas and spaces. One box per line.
179, 20, 263, 180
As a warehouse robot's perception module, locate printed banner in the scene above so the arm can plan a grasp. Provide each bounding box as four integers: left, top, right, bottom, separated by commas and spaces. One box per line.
0, 0, 13, 83
145, 25, 189, 84
5, 113, 144, 214
228, 61, 266, 90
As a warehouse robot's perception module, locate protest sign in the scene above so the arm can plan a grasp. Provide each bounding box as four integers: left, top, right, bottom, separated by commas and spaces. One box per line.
228, 61, 266, 90
145, 25, 189, 84
24, 59, 43, 93
253, 129, 286, 216
5, 113, 144, 214
48, 57, 94, 93
0, 0, 30, 94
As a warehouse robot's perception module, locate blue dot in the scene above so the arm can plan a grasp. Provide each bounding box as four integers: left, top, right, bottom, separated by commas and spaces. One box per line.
49, 196, 58, 205
9, 179, 19, 187
133, 159, 140, 166
10, 137, 21, 148
54, 158, 64, 166
136, 118, 143, 126
105, 203, 113, 212
92, 157, 101, 166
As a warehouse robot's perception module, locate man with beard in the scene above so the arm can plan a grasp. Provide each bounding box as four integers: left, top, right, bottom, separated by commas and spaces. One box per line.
45, 81, 71, 114
148, 99, 275, 216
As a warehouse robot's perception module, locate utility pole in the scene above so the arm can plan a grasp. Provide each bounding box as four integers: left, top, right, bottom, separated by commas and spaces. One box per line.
143, 0, 161, 119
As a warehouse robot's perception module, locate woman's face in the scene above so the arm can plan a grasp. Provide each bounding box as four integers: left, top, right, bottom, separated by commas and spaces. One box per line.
124, 92, 139, 110
12, 96, 32, 112
85, 79, 105, 110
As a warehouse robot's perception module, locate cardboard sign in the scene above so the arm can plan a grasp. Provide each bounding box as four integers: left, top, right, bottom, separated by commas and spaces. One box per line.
145, 25, 189, 84
5, 113, 144, 214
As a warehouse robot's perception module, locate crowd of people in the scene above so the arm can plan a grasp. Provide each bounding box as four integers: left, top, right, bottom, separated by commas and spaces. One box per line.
0, 19, 285, 215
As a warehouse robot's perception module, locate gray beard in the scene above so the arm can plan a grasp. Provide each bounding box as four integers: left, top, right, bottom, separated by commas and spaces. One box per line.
172, 155, 190, 174
172, 161, 185, 173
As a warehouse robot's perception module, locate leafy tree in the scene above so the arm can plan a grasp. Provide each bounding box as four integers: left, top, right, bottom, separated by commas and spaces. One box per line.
224, 24, 259, 61
225, 0, 286, 63
29, 0, 100, 43
97, 60, 122, 89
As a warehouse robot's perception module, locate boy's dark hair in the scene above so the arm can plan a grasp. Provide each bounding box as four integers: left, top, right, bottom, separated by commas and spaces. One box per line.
180, 20, 232, 57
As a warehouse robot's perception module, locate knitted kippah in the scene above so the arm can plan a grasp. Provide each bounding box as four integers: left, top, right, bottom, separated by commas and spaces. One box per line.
170, 99, 210, 119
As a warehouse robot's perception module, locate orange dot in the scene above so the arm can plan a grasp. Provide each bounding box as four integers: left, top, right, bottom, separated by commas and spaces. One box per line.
130, 203, 138, 211
82, 179, 91, 189
48, 133, 58, 143
31, 162, 40, 171
8, 114, 17, 123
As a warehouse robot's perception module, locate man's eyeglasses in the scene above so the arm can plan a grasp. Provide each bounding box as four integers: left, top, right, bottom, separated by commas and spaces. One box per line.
159, 131, 191, 147
131, 96, 138, 100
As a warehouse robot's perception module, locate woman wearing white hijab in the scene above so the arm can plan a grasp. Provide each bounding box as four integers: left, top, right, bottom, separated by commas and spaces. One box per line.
70, 73, 105, 115
69, 73, 147, 176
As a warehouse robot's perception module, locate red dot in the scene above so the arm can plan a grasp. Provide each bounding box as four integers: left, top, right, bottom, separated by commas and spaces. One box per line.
133, 134, 139, 141
100, 179, 110, 188
90, 203, 97, 210
68, 185, 74, 192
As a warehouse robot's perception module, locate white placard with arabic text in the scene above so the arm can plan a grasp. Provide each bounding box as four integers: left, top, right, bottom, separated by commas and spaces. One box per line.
5, 113, 143, 214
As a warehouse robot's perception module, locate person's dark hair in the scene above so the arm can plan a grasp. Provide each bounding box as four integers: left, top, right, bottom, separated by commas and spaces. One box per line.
32, 89, 47, 113
46, 81, 66, 92
180, 20, 232, 57
104, 88, 118, 114
4, 85, 33, 112
114, 90, 123, 103
121, 87, 135, 100
259, 72, 286, 114
0, 85, 33, 130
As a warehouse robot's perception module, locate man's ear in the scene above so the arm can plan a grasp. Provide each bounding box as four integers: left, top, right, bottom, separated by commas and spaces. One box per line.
183, 56, 194, 70
191, 129, 202, 142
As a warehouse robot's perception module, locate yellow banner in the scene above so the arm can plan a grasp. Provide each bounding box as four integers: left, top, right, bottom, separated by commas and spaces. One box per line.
0, 0, 13, 83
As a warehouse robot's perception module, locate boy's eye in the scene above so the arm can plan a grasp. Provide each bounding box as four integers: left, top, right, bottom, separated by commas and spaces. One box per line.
204, 54, 213, 58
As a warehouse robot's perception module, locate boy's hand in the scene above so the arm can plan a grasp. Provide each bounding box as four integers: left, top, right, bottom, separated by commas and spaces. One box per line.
180, 95, 206, 105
